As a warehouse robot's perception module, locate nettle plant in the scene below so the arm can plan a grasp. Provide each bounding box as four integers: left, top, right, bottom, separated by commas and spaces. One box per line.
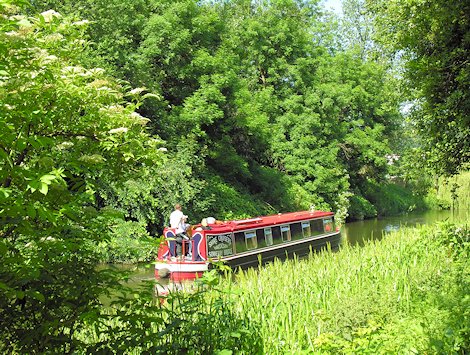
0, 4, 162, 352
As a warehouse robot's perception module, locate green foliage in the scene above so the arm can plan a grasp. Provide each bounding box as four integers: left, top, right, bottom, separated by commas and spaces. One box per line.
362, 181, 426, 216
225, 222, 469, 353
0, 6, 163, 352
369, 0, 470, 175
78, 270, 263, 354
348, 193, 377, 220
95, 220, 159, 263
26, 0, 408, 223
432, 172, 470, 211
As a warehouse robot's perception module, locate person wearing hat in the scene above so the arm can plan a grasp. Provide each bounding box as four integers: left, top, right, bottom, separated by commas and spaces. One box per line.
169, 204, 190, 257
200, 218, 212, 230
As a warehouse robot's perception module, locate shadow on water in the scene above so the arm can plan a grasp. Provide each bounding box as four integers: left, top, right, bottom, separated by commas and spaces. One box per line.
342, 209, 469, 246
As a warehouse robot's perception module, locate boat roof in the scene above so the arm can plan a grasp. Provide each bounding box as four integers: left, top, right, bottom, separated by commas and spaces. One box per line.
201, 210, 334, 234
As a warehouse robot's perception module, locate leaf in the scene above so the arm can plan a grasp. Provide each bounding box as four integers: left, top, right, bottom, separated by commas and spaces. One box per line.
30, 291, 45, 303
40, 174, 57, 185
215, 350, 233, 355
142, 93, 161, 100
28, 181, 40, 193
29, 137, 42, 150
39, 182, 48, 195
0, 188, 12, 199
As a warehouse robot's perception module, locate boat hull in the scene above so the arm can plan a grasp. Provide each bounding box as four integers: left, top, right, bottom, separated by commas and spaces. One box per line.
222, 231, 341, 269
155, 231, 341, 280
155, 261, 208, 281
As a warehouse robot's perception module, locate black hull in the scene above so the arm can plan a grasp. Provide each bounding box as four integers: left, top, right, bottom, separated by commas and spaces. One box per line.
221, 231, 342, 270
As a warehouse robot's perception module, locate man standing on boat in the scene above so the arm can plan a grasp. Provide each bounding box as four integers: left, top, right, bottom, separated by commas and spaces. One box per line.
169, 204, 189, 257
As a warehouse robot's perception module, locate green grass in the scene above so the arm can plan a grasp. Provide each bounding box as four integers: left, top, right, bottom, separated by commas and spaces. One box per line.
220, 222, 469, 354
434, 171, 470, 210
46, 222, 469, 354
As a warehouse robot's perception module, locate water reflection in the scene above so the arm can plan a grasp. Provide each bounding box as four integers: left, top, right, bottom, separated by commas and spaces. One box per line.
342, 209, 469, 246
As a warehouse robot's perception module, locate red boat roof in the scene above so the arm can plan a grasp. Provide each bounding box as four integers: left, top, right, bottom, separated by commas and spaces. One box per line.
200, 210, 334, 234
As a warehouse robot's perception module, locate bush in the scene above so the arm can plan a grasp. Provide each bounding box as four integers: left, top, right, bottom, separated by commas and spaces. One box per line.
348, 194, 377, 220
363, 181, 426, 216
79, 270, 264, 354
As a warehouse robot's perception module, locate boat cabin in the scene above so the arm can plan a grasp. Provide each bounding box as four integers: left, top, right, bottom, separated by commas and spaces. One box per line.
156, 210, 341, 281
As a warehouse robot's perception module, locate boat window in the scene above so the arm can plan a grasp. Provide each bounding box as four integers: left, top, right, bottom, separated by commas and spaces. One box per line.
206, 233, 234, 258
234, 232, 247, 253
280, 225, 291, 241
256, 228, 273, 248
234, 231, 258, 253
264, 227, 273, 246
290, 222, 303, 240
256, 229, 266, 248
302, 221, 311, 237
271, 226, 283, 244
245, 231, 257, 250
323, 218, 335, 233
310, 219, 324, 235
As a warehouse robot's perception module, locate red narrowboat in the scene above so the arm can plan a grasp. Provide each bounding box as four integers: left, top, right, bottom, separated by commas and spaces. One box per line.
155, 210, 341, 281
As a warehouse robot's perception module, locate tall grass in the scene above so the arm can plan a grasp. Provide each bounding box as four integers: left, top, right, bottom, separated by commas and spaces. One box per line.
220, 223, 469, 353
435, 171, 470, 210
70, 222, 468, 354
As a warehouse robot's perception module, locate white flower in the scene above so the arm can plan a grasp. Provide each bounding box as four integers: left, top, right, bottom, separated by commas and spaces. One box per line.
44, 33, 63, 42
72, 20, 90, 27
130, 112, 150, 125
157, 147, 168, 152
129, 87, 146, 95
56, 141, 74, 150
109, 127, 128, 134
41, 10, 61, 23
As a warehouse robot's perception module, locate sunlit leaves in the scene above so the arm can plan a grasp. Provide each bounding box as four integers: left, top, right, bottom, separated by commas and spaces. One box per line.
0, 7, 165, 353
369, 0, 470, 175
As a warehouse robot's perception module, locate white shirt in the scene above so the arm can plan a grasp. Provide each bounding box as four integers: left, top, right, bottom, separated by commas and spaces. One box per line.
169, 209, 185, 233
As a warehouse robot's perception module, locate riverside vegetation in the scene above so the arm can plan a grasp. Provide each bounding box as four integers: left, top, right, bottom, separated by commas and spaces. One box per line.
9, 222, 466, 354
1, 0, 469, 352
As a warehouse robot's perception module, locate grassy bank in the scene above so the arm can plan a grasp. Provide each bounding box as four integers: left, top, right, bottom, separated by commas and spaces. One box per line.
16, 222, 466, 354
222, 222, 469, 353
430, 171, 470, 210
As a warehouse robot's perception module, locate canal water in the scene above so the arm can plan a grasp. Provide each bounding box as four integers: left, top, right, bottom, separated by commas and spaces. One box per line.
343, 208, 468, 246
124, 209, 469, 284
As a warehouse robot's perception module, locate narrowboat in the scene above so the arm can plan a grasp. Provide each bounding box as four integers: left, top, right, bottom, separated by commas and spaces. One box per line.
155, 210, 341, 281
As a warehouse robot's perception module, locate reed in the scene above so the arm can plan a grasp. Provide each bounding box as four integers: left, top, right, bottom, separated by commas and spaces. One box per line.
435, 171, 470, 210
73, 222, 467, 354
218, 222, 469, 353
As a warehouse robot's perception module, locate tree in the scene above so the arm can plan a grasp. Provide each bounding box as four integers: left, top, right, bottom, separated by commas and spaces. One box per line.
0, 4, 163, 351
369, 0, 470, 175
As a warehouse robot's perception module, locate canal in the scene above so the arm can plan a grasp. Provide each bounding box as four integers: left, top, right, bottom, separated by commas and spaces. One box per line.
343, 208, 468, 245
124, 209, 469, 284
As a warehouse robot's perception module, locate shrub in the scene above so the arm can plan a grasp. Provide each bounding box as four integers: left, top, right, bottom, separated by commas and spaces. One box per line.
348, 194, 377, 220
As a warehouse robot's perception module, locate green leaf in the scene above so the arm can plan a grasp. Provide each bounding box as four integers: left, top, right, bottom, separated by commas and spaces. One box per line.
28, 181, 40, 193
39, 182, 48, 195
0, 188, 12, 199
29, 137, 42, 150
215, 350, 233, 355
30, 291, 45, 303
40, 174, 57, 185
